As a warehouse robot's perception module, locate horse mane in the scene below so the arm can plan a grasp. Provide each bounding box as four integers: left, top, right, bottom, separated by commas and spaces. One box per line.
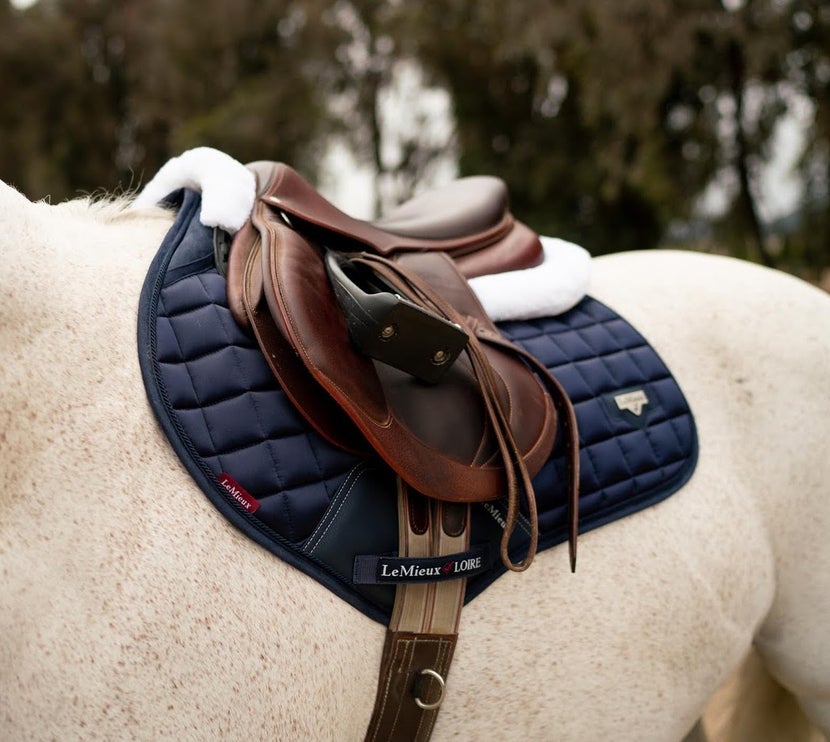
51, 191, 173, 225
0, 179, 175, 227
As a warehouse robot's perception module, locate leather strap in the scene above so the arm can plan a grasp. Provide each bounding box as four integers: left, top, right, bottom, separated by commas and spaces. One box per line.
365, 482, 469, 742
351, 251, 579, 571
239, 217, 368, 453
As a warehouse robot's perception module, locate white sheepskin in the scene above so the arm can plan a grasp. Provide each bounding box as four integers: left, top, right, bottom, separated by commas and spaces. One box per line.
134, 147, 591, 319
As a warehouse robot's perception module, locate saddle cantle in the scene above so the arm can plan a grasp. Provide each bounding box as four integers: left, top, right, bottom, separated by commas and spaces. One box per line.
225, 162, 579, 571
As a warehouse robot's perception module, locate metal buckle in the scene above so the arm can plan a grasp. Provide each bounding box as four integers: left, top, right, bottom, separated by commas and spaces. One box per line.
213, 227, 232, 277
413, 668, 446, 710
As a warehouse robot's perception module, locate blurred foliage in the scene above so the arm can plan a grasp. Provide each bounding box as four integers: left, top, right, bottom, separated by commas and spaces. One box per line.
0, 0, 827, 277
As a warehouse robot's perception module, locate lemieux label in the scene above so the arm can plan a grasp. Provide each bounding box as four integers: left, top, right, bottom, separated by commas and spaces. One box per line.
614, 389, 650, 416
603, 386, 654, 429
218, 473, 260, 514
353, 545, 491, 585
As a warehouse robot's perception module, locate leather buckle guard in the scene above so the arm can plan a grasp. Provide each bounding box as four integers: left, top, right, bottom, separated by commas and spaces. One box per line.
325, 251, 468, 383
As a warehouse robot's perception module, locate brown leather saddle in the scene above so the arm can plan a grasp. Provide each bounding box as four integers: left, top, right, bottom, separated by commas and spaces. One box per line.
226, 162, 578, 570
225, 162, 579, 740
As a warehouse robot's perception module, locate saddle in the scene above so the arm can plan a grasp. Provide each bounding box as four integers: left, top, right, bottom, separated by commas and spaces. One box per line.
224, 162, 580, 740
226, 162, 579, 568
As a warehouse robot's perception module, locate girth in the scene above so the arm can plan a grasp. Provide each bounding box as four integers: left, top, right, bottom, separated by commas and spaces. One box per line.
365, 483, 468, 742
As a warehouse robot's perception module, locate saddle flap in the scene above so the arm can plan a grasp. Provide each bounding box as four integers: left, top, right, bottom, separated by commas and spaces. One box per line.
248, 202, 558, 505
241, 203, 370, 454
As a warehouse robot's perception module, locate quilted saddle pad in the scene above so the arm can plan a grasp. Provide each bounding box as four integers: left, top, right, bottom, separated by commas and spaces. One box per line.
138, 189, 698, 623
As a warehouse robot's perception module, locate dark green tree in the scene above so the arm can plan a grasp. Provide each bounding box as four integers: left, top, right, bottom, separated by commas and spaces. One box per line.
0, 0, 341, 199
0, 0, 125, 199
0, 0, 826, 277
396, 0, 828, 271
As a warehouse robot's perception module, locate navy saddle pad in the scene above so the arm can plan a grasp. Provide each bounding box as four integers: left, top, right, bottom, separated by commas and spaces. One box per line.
138, 189, 698, 623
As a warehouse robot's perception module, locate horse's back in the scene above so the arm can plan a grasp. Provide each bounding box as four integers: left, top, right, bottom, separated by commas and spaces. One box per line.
592, 250, 830, 734
1, 195, 828, 740
0, 196, 383, 739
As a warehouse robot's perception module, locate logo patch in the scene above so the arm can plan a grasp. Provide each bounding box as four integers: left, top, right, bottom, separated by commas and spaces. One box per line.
603, 386, 654, 428
614, 389, 650, 416
219, 473, 260, 514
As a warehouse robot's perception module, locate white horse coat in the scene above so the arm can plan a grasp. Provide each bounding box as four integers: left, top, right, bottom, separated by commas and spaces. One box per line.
0, 183, 828, 741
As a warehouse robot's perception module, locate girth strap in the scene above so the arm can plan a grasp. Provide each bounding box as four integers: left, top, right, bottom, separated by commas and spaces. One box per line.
365, 482, 469, 742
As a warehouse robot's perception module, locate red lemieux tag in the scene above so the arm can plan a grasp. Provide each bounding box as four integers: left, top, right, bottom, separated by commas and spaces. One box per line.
218, 473, 260, 514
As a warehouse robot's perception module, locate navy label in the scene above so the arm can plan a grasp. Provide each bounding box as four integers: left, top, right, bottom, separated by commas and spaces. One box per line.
353, 544, 492, 585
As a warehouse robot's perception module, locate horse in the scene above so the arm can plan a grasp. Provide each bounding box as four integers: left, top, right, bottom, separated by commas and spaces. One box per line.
0, 179, 828, 741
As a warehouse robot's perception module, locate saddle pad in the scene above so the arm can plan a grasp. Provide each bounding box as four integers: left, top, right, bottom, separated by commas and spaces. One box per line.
138, 190, 698, 623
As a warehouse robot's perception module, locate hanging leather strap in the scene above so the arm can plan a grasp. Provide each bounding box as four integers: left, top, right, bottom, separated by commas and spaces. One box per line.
365, 482, 469, 742
351, 251, 580, 572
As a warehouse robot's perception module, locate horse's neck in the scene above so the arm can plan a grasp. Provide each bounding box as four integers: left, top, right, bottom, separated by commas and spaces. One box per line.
0, 194, 381, 740
0, 191, 367, 598
0, 189, 371, 626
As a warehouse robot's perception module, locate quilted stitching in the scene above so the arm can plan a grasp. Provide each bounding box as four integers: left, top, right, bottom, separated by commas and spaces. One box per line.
499, 310, 695, 536
153, 264, 696, 546
139, 190, 697, 621
156, 270, 361, 542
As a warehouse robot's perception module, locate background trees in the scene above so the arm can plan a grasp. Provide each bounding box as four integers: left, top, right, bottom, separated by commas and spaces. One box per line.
1, 0, 827, 279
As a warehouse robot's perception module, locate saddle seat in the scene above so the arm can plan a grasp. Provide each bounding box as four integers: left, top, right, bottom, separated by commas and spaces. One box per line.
245, 160, 544, 279
374, 176, 508, 239
248, 160, 516, 242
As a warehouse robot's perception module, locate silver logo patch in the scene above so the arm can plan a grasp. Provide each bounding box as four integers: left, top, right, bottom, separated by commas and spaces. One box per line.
614, 389, 650, 416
